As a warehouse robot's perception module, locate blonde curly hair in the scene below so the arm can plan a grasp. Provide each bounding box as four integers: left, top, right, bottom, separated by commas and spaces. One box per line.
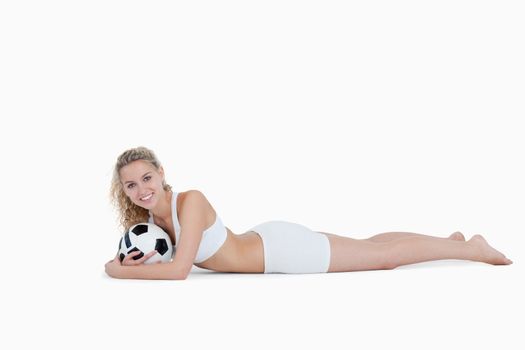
109, 146, 172, 232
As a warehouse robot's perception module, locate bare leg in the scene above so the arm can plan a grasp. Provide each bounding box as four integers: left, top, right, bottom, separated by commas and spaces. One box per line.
363, 231, 466, 243
322, 233, 513, 273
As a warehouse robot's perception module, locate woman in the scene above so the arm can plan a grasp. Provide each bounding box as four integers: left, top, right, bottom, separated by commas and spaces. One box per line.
105, 146, 513, 280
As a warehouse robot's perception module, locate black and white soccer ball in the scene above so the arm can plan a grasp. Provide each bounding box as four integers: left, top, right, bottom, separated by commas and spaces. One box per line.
118, 223, 174, 264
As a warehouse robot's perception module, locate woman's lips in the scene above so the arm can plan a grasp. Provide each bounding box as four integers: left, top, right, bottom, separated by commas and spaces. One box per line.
140, 193, 153, 202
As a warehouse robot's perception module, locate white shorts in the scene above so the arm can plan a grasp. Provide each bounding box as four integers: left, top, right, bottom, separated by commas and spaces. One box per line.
248, 220, 331, 274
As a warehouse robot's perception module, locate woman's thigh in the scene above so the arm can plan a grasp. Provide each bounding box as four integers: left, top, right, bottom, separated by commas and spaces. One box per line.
318, 232, 392, 272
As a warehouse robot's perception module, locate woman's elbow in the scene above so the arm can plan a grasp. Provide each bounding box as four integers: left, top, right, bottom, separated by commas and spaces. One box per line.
168, 261, 190, 280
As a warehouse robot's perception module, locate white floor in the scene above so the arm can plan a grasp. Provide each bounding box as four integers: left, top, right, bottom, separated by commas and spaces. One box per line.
7, 256, 522, 350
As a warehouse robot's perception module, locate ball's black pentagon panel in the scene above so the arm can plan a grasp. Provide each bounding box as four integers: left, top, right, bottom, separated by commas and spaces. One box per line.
155, 238, 169, 256
124, 232, 132, 248
132, 224, 149, 236
119, 253, 125, 262
118, 237, 123, 250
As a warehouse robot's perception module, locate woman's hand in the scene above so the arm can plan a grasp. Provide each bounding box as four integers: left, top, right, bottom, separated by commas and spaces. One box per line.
105, 251, 159, 278
121, 250, 159, 266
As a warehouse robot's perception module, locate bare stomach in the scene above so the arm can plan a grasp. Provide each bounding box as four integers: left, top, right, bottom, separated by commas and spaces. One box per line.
194, 229, 264, 273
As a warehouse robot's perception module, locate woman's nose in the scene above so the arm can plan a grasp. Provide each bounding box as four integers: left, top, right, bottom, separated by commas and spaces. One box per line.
136, 184, 147, 195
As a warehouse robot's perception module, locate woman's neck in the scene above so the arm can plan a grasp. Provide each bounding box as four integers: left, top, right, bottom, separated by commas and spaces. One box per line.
151, 190, 173, 222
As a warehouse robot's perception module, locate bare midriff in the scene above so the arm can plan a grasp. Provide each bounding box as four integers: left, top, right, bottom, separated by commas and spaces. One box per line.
194, 228, 264, 273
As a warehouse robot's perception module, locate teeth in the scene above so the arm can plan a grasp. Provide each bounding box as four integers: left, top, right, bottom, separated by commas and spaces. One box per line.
141, 193, 153, 201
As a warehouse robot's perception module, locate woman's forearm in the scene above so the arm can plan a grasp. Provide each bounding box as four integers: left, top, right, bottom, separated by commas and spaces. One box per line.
116, 261, 186, 280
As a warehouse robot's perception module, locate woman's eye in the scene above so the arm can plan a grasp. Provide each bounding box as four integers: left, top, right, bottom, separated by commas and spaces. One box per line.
126, 176, 150, 189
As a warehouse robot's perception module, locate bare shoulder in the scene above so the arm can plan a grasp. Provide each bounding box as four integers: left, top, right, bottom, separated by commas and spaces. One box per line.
178, 189, 216, 226
179, 189, 212, 209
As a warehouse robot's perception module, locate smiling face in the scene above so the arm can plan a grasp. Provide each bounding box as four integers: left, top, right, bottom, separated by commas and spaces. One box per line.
119, 160, 166, 209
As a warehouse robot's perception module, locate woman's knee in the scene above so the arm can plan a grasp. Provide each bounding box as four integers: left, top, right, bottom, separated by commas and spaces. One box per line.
371, 242, 398, 270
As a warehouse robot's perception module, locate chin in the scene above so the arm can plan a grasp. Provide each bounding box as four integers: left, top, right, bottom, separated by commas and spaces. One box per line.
140, 202, 153, 209
133, 200, 150, 209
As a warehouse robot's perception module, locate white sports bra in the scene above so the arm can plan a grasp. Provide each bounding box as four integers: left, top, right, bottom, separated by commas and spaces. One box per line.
148, 191, 227, 263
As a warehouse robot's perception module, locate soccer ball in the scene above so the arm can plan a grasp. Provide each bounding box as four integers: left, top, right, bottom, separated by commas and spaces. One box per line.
118, 223, 174, 264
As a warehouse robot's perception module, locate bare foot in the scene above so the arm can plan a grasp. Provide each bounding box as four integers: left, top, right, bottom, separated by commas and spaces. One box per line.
449, 231, 466, 241
468, 234, 513, 265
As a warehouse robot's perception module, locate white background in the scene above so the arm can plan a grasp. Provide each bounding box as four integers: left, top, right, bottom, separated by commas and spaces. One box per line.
1, 1, 523, 349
